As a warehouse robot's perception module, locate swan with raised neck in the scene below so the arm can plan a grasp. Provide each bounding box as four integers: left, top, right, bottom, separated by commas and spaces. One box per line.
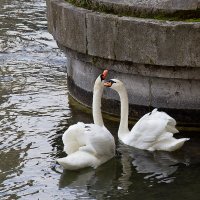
92, 69, 108, 127
104, 79, 189, 152
57, 70, 115, 170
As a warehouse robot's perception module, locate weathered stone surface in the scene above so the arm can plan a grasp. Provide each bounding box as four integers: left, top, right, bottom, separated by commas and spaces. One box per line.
47, 0, 200, 67
47, 0, 200, 127
71, 0, 200, 19
87, 13, 200, 67
59, 44, 200, 79
60, 45, 200, 126
150, 78, 200, 109
95, 0, 199, 11
87, 13, 117, 59
115, 18, 200, 67
47, 0, 89, 53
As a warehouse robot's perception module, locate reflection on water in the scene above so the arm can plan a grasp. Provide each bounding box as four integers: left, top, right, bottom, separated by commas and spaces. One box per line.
118, 144, 189, 184
0, 0, 200, 199
58, 159, 117, 199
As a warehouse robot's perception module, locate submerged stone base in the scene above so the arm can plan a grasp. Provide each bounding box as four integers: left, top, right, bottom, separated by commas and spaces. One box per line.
47, 0, 200, 128
61, 45, 200, 127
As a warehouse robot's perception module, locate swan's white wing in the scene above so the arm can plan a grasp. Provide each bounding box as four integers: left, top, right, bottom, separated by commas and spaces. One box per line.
84, 124, 115, 157
149, 109, 178, 134
129, 110, 189, 151
62, 122, 87, 154
58, 123, 115, 170
62, 122, 115, 157
132, 109, 178, 135
150, 136, 189, 152
130, 118, 170, 150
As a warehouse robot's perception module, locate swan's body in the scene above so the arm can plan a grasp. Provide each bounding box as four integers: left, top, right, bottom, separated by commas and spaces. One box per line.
57, 71, 115, 170
104, 79, 189, 152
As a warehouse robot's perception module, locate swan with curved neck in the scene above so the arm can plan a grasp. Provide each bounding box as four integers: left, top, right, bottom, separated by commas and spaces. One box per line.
57, 70, 115, 170
92, 71, 106, 127
104, 79, 189, 152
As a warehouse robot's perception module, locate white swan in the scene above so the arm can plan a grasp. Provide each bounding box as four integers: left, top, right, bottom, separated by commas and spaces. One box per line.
104, 79, 189, 152
57, 70, 115, 170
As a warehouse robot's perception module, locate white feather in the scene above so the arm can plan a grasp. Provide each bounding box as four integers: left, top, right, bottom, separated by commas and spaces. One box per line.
107, 79, 189, 152
57, 74, 115, 170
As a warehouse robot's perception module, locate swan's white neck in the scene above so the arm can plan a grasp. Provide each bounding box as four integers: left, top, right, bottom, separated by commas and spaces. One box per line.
92, 77, 104, 127
118, 86, 129, 137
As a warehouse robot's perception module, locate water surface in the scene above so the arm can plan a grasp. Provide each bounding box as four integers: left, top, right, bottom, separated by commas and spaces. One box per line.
0, 0, 200, 199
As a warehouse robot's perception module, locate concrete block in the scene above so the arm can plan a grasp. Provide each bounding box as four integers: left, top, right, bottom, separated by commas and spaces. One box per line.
47, 0, 200, 126
156, 23, 200, 67
114, 18, 158, 65
87, 12, 117, 59
115, 18, 200, 67
47, 0, 88, 53
150, 77, 200, 109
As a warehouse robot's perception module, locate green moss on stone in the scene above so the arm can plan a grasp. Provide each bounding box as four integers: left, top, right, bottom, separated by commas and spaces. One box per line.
66, 0, 200, 22
185, 18, 200, 22
92, 57, 98, 64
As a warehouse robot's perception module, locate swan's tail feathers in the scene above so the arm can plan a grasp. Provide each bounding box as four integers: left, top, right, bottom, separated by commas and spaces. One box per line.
151, 137, 190, 152
57, 151, 100, 170
166, 124, 179, 134
164, 138, 190, 152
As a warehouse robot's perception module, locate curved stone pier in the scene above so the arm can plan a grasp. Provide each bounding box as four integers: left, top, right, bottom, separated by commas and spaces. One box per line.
46, 0, 200, 127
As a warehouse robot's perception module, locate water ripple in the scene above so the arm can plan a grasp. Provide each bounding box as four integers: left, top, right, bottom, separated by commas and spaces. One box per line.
0, 0, 71, 198
1, 0, 200, 200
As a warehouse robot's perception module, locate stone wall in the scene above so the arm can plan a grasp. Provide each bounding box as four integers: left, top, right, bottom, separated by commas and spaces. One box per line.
47, 0, 200, 67
47, 0, 200, 127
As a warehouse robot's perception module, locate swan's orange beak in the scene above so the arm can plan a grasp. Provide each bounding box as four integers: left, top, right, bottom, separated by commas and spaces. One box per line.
101, 69, 108, 80
104, 81, 112, 87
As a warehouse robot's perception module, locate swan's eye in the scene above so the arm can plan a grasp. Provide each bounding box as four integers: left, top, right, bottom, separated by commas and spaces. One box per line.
109, 80, 116, 84
104, 80, 116, 87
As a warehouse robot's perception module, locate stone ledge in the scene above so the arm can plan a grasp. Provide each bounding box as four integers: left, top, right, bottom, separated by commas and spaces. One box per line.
87, 13, 200, 67
67, 0, 200, 21
62, 45, 200, 110
63, 46, 200, 126
60, 45, 200, 80
90, 0, 200, 11
47, 0, 200, 128
47, 0, 200, 67
47, 0, 90, 54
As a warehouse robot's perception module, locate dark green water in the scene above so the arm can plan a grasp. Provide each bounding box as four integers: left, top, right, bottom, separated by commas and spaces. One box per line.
0, 0, 200, 199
